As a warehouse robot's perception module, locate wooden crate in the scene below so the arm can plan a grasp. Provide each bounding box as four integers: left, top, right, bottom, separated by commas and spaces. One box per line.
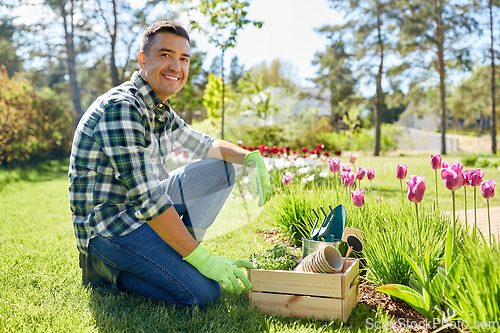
248, 259, 359, 322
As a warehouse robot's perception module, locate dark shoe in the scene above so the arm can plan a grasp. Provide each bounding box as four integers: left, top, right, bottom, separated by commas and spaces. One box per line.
79, 252, 121, 288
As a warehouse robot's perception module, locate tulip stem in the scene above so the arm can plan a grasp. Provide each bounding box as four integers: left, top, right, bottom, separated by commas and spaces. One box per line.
452, 190, 456, 245
434, 170, 439, 208
474, 187, 477, 241
400, 179, 404, 201
415, 202, 422, 260
488, 199, 492, 245
464, 187, 468, 232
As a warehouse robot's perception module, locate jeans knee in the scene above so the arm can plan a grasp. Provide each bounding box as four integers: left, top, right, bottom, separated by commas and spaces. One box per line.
189, 280, 222, 308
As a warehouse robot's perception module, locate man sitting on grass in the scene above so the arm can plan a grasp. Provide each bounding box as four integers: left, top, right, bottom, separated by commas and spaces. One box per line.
68, 20, 271, 308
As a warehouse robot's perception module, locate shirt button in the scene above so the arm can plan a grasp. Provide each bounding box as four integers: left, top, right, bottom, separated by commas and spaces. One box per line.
158, 115, 164, 122
158, 103, 163, 108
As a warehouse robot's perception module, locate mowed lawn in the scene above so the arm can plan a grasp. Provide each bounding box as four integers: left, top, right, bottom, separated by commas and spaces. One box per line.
1, 153, 498, 332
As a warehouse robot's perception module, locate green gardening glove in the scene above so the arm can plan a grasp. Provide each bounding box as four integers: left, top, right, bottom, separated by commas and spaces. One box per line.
243, 151, 272, 207
183, 244, 254, 294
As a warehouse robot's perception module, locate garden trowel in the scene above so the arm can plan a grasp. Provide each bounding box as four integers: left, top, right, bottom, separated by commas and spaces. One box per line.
321, 204, 346, 242
309, 208, 322, 241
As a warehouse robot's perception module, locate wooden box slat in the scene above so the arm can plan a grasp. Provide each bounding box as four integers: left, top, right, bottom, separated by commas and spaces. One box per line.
249, 277, 359, 322
248, 259, 358, 298
248, 259, 359, 322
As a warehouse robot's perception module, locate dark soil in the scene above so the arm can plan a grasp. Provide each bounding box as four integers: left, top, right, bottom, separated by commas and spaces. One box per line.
359, 283, 431, 332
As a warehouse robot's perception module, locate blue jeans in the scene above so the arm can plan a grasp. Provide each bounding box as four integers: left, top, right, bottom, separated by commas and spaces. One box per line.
88, 159, 235, 308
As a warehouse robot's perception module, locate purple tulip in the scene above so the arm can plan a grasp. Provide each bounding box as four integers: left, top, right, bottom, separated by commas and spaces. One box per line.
396, 164, 407, 180
468, 168, 485, 187
462, 170, 471, 187
341, 171, 355, 187
406, 175, 426, 203
282, 174, 292, 186
430, 154, 442, 170
441, 168, 462, 191
328, 157, 341, 173
342, 164, 352, 172
367, 168, 375, 180
351, 189, 365, 207
356, 166, 366, 180
481, 179, 496, 199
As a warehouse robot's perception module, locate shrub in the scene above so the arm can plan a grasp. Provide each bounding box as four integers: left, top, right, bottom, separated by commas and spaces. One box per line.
0, 67, 74, 167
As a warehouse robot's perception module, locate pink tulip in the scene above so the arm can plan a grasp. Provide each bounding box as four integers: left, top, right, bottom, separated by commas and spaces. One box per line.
406, 175, 426, 203
468, 168, 485, 187
282, 174, 292, 186
441, 168, 462, 191
328, 157, 341, 173
351, 189, 365, 207
430, 154, 442, 170
342, 164, 351, 172
341, 171, 355, 187
462, 170, 470, 187
396, 164, 407, 180
442, 161, 450, 169
356, 167, 366, 180
481, 179, 496, 199
367, 168, 375, 180
350, 154, 358, 164
450, 161, 464, 175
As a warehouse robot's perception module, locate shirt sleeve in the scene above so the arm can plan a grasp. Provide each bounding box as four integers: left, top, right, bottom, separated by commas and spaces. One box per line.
169, 110, 215, 159
94, 100, 172, 221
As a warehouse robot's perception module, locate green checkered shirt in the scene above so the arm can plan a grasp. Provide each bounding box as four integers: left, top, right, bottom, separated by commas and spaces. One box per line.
69, 72, 215, 254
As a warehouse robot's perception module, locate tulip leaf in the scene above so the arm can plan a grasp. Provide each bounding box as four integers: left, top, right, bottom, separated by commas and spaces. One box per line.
398, 249, 425, 285
376, 284, 432, 320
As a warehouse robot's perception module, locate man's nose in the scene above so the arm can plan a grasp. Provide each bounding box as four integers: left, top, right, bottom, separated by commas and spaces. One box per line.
168, 58, 181, 71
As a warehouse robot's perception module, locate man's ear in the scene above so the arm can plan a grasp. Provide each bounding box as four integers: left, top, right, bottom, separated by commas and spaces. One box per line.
137, 51, 145, 70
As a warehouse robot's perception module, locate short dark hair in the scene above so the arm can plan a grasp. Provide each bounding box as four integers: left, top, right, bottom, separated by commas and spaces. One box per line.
140, 21, 190, 55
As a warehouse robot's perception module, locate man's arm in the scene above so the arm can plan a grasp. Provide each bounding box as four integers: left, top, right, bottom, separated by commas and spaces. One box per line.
206, 139, 249, 164
147, 206, 199, 258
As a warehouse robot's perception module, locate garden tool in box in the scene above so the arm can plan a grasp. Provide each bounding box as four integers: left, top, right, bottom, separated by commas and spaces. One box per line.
320, 204, 346, 242
309, 204, 346, 242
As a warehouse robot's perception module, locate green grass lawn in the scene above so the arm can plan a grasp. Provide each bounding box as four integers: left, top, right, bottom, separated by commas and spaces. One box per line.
1, 153, 498, 332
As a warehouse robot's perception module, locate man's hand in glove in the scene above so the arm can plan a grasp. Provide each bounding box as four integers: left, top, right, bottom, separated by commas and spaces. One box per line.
243, 151, 272, 207
183, 244, 254, 294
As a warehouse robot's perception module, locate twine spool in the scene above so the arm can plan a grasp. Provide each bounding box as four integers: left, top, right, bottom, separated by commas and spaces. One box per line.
295, 245, 343, 273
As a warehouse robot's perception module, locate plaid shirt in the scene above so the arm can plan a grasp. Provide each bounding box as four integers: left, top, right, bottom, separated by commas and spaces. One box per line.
69, 72, 215, 254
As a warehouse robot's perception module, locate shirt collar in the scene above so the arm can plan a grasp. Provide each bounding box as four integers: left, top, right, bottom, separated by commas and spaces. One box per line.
132, 71, 170, 114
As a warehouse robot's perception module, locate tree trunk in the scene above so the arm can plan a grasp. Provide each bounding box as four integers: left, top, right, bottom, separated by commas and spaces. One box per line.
490, 0, 497, 153
221, 48, 225, 140
110, 0, 119, 87
374, 6, 384, 157
61, 0, 83, 116
436, 8, 447, 155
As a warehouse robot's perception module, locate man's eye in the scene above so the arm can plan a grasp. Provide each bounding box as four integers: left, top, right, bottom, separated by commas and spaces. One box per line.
161, 53, 170, 57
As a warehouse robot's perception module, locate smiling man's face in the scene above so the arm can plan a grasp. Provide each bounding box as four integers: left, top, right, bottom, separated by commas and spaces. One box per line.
138, 32, 190, 102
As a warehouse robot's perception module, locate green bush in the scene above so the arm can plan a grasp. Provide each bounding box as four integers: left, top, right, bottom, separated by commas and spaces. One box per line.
0, 67, 74, 167
380, 123, 402, 152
